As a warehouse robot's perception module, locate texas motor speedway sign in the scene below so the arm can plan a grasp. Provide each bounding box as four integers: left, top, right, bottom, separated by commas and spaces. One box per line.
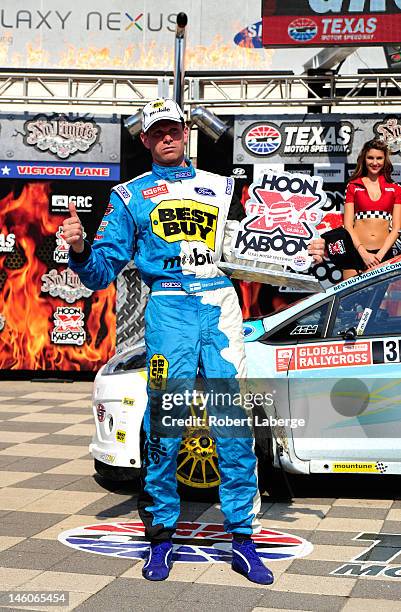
262, 0, 401, 47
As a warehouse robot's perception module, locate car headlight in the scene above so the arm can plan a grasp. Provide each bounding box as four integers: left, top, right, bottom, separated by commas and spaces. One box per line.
102, 342, 147, 375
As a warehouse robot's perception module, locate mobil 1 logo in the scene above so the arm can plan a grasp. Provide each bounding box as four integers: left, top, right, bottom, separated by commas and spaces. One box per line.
51, 194, 93, 214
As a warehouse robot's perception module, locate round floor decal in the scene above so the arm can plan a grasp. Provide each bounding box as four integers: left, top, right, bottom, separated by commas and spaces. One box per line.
58, 521, 313, 563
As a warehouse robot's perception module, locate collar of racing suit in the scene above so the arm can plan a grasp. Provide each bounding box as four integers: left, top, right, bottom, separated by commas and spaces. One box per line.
151, 159, 196, 182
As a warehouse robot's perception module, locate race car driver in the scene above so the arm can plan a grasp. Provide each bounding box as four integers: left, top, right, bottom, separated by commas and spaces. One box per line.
64, 98, 324, 585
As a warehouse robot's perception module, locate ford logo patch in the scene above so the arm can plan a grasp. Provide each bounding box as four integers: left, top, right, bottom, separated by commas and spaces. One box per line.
243, 325, 254, 337
195, 187, 216, 197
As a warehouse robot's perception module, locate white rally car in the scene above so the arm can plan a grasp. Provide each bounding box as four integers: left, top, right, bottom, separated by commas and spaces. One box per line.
91, 257, 401, 495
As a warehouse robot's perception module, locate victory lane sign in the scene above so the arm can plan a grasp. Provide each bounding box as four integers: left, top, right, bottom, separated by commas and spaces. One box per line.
233, 170, 326, 272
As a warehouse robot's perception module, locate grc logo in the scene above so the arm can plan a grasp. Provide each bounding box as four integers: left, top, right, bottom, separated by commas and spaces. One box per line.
150, 200, 218, 250
58, 521, 313, 563
142, 184, 169, 199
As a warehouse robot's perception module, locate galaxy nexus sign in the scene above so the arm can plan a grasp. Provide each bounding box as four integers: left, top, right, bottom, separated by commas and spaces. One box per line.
262, 0, 401, 47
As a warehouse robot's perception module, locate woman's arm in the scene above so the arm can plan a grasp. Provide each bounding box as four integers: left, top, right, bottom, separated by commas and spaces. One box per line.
376, 203, 401, 261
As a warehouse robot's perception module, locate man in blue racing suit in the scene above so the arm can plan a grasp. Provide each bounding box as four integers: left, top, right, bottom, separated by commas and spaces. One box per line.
65, 98, 323, 584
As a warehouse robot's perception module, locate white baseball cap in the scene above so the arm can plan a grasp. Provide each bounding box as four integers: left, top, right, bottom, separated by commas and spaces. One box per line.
142, 98, 185, 133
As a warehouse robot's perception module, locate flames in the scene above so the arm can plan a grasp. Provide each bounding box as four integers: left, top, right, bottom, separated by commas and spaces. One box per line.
0, 183, 115, 371
0, 35, 273, 71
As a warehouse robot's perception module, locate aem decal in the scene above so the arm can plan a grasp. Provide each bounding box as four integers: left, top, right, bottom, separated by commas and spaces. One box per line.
58, 521, 313, 563
150, 200, 218, 250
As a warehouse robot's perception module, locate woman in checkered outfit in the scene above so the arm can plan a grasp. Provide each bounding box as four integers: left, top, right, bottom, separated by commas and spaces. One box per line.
343, 138, 401, 280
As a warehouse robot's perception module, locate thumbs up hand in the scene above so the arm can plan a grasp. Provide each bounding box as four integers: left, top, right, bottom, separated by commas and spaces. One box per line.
63, 202, 84, 253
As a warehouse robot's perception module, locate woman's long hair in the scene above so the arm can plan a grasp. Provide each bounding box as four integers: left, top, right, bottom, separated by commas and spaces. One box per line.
349, 138, 393, 183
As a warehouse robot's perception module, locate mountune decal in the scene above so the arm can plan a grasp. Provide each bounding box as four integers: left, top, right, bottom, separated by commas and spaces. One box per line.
58, 521, 313, 563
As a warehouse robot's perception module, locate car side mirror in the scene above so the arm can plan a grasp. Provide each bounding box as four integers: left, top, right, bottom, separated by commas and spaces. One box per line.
338, 326, 357, 341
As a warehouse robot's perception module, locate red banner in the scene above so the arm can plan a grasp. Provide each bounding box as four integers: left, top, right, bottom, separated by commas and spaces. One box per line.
262, 1, 401, 47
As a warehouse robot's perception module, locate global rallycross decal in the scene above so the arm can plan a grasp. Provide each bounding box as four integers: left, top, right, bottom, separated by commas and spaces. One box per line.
58, 521, 313, 563
234, 171, 326, 271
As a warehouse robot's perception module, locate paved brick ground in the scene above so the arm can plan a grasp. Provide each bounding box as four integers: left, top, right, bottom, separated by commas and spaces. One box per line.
0, 380, 400, 611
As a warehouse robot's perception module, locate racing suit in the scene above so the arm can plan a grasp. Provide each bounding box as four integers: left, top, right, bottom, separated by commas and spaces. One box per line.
69, 160, 261, 540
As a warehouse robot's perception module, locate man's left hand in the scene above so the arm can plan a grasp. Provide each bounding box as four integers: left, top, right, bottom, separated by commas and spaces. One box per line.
308, 238, 325, 264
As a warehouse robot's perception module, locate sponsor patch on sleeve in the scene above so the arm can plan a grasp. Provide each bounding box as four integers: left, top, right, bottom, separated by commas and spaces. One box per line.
225, 177, 234, 196
114, 184, 132, 205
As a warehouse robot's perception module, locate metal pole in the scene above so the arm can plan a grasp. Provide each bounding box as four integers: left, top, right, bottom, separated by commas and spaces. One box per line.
173, 12, 188, 109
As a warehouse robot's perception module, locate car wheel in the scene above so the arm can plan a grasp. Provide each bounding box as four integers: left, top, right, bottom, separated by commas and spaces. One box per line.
176, 429, 221, 499
94, 459, 139, 483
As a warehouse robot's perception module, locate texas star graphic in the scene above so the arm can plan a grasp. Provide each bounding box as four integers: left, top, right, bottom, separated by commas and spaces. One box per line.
247, 188, 320, 239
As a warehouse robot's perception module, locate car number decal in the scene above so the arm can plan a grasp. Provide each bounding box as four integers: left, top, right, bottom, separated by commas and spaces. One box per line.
372, 338, 401, 364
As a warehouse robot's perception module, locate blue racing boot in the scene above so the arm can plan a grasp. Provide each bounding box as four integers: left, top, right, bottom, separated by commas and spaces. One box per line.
142, 540, 173, 581
232, 538, 274, 585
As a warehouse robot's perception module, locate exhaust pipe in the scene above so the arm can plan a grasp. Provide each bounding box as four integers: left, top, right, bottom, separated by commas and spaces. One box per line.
125, 12, 188, 138
173, 12, 188, 109
190, 106, 233, 142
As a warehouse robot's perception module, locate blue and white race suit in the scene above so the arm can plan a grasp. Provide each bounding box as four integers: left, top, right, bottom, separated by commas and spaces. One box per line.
69, 160, 261, 540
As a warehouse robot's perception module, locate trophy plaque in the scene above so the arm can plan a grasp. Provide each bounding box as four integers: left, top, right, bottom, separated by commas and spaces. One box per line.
222, 170, 328, 292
